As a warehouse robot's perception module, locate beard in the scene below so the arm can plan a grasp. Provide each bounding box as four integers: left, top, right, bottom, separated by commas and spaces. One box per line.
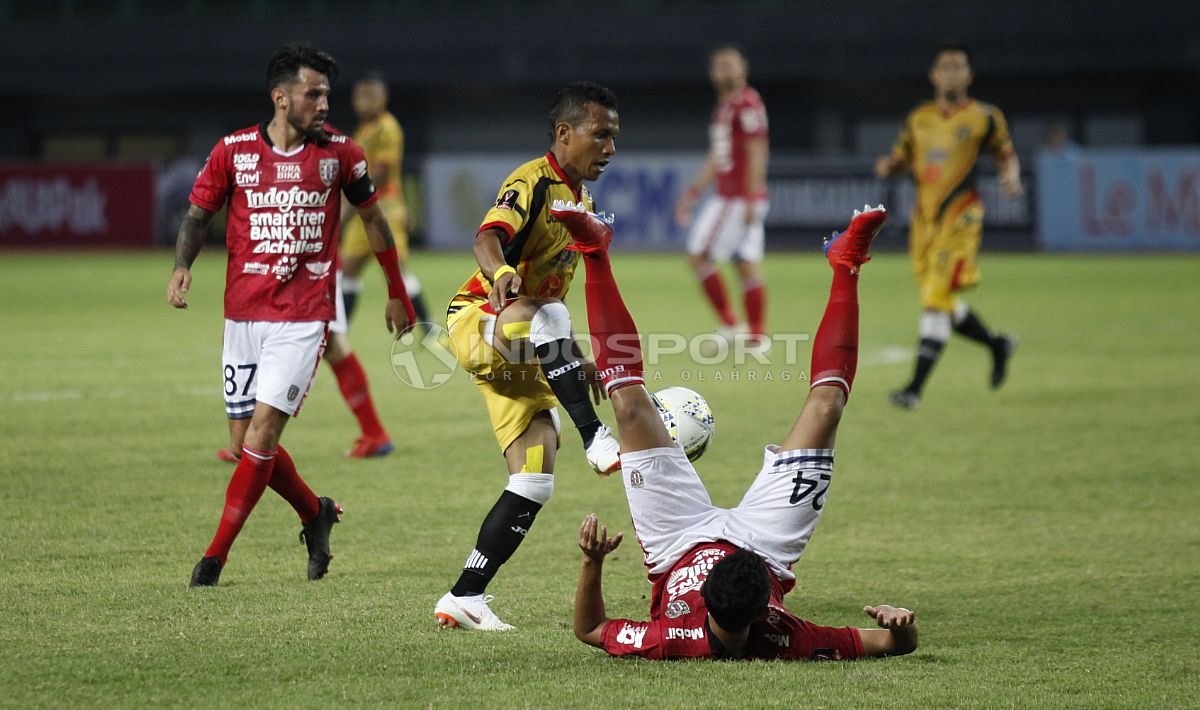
287, 107, 327, 141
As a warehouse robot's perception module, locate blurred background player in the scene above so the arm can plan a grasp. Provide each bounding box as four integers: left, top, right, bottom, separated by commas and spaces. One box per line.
556, 202, 918, 661
875, 41, 1021, 410
675, 45, 771, 351
433, 83, 623, 630
168, 42, 414, 587
339, 71, 429, 328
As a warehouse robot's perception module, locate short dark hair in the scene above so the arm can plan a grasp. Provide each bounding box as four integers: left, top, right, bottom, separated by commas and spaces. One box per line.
356, 70, 387, 86
701, 549, 771, 632
547, 81, 619, 142
709, 43, 746, 60
266, 42, 339, 91
935, 40, 972, 64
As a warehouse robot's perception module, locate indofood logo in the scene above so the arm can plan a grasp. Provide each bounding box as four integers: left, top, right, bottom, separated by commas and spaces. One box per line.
244, 186, 331, 212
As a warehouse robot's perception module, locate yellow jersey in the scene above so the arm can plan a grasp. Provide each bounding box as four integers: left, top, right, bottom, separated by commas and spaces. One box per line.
353, 111, 404, 200
449, 152, 591, 319
890, 99, 1014, 222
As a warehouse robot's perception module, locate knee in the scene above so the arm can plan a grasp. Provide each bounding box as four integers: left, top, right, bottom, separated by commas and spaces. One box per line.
807, 387, 846, 428
505, 472, 554, 505
529, 300, 573, 346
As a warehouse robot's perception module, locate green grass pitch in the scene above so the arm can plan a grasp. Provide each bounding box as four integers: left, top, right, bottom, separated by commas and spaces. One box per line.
1, 247, 1197, 708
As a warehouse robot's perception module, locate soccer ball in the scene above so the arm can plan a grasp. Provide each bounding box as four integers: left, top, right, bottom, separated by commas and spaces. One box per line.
652, 386, 715, 462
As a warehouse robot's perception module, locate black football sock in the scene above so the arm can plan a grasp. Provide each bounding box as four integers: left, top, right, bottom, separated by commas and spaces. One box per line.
952, 308, 998, 349
450, 490, 543, 597
410, 291, 429, 327
905, 337, 946, 395
342, 289, 360, 322
535, 339, 601, 447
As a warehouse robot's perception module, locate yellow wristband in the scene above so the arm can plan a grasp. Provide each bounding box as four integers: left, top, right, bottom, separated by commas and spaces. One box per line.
493, 265, 517, 281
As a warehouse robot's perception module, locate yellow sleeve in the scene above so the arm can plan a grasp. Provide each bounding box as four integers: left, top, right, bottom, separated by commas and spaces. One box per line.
374, 118, 403, 169
986, 106, 1015, 160
890, 111, 915, 163
478, 175, 534, 240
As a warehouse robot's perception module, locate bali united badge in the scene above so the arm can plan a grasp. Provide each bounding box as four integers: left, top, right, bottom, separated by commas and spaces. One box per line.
318, 158, 338, 186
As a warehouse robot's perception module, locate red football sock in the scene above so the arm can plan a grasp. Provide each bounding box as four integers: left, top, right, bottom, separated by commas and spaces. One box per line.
743, 280, 766, 336
329, 353, 387, 440
583, 251, 644, 393
205, 446, 275, 564
698, 267, 738, 327
269, 445, 320, 524
809, 264, 860, 397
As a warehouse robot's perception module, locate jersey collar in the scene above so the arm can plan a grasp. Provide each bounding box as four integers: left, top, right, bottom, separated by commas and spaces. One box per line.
259, 120, 316, 156
545, 151, 581, 200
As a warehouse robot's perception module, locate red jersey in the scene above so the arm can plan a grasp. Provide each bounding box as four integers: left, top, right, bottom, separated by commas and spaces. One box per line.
711, 86, 769, 199
600, 543, 863, 661
189, 123, 380, 322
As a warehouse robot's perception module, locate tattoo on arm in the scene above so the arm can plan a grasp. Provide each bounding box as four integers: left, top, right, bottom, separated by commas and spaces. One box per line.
361, 205, 396, 250
174, 205, 214, 269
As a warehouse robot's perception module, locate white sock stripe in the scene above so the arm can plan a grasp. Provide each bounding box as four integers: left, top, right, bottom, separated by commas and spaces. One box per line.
241, 446, 275, 461
604, 375, 645, 394
811, 376, 850, 391
464, 549, 489, 570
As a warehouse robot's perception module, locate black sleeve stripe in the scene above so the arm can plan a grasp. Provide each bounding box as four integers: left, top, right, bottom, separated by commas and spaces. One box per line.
502, 177, 551, 267
344, 175, 376, 206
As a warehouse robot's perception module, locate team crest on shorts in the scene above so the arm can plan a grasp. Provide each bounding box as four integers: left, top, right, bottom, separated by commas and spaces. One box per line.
627, 468, 644, 488
664, 600, 690, 619
318, 158, 339, 186
287, 385, 300, 402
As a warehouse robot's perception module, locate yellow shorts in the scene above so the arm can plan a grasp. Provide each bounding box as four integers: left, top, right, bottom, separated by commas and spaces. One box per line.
341, 196, 408, 261
909, 202, 984, 312
447, 302, 559, 453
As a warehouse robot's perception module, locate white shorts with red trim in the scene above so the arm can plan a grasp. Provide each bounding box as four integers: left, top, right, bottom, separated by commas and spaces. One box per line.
221, 319, 328, 419
686, 196, 768, 262
620, 444, 834, 582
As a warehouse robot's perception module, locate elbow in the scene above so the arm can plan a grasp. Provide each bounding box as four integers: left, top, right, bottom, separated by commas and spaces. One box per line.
893, 629, 919, 656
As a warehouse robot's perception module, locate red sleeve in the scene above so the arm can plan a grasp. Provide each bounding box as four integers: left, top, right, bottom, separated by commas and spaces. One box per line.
188, 141, 230, 212
737, 96, 769, 139
792, 620, 864, 661
599, 619, 665, 660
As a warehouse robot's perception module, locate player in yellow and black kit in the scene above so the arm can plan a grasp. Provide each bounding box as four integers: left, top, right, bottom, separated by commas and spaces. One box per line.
875, 41, 1022, 410
340, 73, 428, 325
433, 83, 623, 631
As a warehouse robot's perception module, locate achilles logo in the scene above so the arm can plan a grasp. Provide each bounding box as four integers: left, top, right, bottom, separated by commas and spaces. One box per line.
242, 262, 269, 275
616, 623, 648, 649
245, 186, 332, 212
665, 627, 705, 641
275, 163, 302, 182
224, 132, 258, 146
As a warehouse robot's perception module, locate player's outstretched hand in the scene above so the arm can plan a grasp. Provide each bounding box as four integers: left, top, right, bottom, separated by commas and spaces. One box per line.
167, 267, 191, 309
1000, 170, 1025, 198
579, 513, 623, 563
385, 298, 413, 339
580, 358, 607, 404
488, 270, 522, 313
864, 605, 916, 630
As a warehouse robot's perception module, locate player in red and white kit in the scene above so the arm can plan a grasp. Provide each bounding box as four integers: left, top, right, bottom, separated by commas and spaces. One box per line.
675, 45, 771, 350
551, 201, 918, 661
167, 43, 414, 587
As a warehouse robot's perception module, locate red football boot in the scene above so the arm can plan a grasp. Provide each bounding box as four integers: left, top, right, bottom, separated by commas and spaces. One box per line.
549, 199, 613, 255
824, 204, 888, 273
347, 436, 394, 459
